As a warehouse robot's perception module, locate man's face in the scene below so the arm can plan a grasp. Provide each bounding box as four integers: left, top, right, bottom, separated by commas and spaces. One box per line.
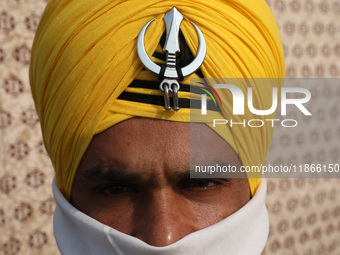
71, 118, 250, 247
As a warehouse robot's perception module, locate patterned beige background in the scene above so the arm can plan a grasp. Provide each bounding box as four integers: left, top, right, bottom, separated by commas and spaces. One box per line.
1, 0, 340, 254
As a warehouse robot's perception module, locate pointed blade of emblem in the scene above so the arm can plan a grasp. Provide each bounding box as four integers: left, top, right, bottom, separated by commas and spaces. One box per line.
163, 7, 183, 55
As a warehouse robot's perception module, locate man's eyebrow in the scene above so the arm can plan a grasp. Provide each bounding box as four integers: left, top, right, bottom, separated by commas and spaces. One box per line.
81, 166, 147, 184
187, 160, 245, 179
169, 161, 236, 181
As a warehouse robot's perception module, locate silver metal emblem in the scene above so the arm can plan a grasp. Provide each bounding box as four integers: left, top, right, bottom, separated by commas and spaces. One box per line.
137, 7, 207, 110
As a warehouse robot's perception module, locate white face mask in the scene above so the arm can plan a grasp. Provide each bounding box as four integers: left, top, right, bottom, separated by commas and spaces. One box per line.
53, 178, 269, 255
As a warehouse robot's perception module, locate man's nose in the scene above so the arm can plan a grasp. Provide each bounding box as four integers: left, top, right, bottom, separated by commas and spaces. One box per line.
132, 188, 197, 247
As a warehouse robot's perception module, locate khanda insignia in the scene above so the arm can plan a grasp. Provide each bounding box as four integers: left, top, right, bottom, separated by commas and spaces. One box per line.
137, 7, 207, 111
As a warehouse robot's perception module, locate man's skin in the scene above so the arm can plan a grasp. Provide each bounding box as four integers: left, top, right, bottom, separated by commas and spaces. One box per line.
71, 118, 250, 247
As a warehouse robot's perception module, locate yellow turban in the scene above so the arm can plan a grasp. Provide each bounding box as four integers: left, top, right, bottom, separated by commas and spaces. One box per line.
30, 0, 285, 200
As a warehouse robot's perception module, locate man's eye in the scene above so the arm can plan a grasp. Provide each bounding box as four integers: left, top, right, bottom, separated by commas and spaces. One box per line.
98, 185, 134, 195
181, 179, 221, 190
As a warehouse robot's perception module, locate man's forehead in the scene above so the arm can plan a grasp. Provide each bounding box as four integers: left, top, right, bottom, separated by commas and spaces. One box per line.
82, 118, 191, 166
77, 118, 242, 181
84, 118, 238, 158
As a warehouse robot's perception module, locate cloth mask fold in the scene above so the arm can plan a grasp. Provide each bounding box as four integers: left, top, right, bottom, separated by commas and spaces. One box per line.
53, 177, 269, 255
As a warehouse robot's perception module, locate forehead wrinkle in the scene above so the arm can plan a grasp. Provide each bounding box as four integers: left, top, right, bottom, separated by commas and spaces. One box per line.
162, 157, 190, 183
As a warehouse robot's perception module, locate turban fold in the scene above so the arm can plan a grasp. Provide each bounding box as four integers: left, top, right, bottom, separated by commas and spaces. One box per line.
30, 0, 285, 200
